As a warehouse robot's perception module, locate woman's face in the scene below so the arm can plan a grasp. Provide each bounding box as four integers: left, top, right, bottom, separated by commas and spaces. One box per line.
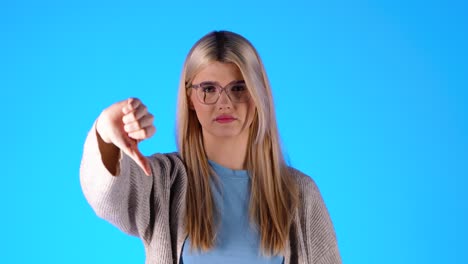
189, 61, 256, 142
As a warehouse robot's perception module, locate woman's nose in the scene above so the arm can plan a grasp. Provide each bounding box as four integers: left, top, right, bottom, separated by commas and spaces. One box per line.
217, 89, 232, 107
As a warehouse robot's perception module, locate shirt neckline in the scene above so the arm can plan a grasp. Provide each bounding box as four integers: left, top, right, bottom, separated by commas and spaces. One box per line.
208, 160, 249, 179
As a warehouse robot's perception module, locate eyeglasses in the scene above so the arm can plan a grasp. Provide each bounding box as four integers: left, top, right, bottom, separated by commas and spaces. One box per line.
190, 80, 250, 105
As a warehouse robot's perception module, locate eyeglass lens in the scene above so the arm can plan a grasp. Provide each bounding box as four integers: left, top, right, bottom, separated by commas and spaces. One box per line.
197, 81, 249, 104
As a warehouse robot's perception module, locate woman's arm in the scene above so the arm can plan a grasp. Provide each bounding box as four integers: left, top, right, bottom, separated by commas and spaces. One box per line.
79, 98, 157, 240
294, 169, 342, 264
80, 121, 155, 239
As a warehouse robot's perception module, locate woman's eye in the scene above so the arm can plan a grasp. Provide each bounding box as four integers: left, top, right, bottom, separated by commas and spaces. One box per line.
231, 85, 246, 92
202, 86, 217, 93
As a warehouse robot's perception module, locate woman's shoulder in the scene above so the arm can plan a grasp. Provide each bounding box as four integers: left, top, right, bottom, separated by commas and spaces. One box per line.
286, 166, 331, 213
286, 166, 341, 262
287, 166, 321, 197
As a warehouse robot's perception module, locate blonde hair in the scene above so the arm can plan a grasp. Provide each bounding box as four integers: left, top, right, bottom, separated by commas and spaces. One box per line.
176, 30, 299, 256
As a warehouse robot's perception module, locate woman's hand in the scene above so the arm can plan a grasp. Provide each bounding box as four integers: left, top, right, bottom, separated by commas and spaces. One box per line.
96, 98, 155, 176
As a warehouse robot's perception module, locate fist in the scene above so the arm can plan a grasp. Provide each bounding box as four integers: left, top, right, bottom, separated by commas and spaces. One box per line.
96, 98, 156, 176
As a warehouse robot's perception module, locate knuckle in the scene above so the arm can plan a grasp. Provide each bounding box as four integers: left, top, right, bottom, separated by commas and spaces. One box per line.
122, 114, 130, 124
139, 104, 147, 116
148, 126, 156, 136
133, 98, 142, 107
141, 129, 148, 138
128, 97, 140, 110
123, 112, 136, 123
133, 122, 141, 130
129, 112, 137, 121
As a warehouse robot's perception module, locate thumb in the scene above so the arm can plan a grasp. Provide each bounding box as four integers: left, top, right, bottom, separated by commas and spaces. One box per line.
122, 137, 152, 176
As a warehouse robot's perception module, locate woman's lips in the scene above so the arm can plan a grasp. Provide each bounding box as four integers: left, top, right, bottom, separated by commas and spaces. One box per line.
215, 115, 236, 123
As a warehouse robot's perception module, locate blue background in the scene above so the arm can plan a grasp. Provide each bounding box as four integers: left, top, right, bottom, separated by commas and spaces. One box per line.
2, 0, 467, 263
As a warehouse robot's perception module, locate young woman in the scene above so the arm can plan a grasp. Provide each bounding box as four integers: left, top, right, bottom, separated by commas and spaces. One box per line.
80, 30, 341, 264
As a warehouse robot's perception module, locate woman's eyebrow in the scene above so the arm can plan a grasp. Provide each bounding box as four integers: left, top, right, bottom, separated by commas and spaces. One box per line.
200, 81, 217, 84
228, 80, 246, 85
200, 80, 245, 85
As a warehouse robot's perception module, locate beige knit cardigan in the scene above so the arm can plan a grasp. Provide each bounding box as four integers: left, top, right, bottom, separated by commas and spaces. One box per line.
80, 123, 342, 264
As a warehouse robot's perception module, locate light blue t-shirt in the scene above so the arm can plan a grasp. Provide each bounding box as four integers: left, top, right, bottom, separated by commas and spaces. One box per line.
181, 160, 284, 264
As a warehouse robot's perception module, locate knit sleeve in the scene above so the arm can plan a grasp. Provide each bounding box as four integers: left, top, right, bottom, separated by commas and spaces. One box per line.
296, 172, 342, 264
79, 121, 174, 242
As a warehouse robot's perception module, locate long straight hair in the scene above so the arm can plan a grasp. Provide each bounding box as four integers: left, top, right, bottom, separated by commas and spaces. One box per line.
176, 30, 299, 256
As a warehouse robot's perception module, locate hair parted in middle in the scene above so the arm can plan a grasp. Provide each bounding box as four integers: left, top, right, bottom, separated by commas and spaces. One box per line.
176, 30, 299, 256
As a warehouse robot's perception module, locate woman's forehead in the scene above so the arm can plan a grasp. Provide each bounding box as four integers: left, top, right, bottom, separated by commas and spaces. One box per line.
192, 61, 243, 84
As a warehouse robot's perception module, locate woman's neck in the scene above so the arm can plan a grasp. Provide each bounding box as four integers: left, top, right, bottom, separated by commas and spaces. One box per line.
203, 133, 249, 170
